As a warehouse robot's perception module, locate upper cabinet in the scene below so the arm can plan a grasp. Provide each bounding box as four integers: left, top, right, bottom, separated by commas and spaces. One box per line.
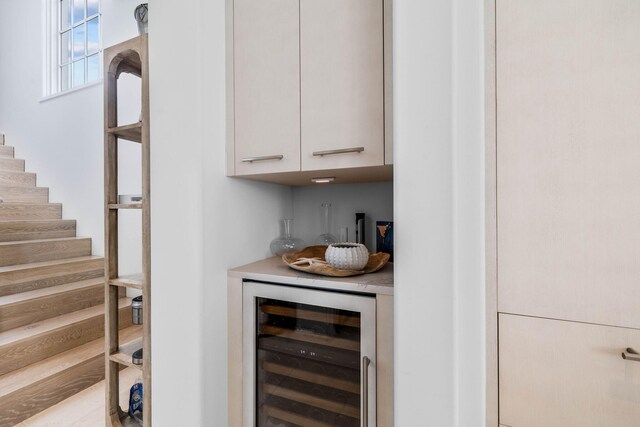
300, 0, 384, 171
227, 0, 392, 185
232, 0, 301, 176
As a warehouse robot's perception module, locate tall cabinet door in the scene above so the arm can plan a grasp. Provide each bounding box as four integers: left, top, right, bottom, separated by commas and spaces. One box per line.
497, 0, 640, 329
300, 0, 384, 171
234, 0, 301, 175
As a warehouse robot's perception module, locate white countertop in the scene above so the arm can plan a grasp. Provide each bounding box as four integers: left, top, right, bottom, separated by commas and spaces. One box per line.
228, 256, 394, 296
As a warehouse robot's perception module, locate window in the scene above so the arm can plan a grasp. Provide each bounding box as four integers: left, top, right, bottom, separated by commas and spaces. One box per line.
45, 0, 101, 95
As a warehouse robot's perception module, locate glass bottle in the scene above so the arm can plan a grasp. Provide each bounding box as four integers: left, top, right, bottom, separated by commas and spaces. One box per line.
314, 202, 338, 246
270, 219, 305, 255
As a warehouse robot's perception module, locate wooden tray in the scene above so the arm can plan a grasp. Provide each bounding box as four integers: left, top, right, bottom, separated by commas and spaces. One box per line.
282, 246, 390, 277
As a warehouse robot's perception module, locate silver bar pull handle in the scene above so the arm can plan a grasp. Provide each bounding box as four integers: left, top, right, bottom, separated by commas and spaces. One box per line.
361, 356, 371, 427
241, 154, 284, 163
313, 147, 365, 157
622, 348, 640, 362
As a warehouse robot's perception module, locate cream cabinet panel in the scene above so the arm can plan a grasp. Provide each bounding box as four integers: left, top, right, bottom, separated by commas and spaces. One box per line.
300, 0, 384, 171
233, 0, 300, 175
497, 0, 640, 328
499, 314, 640, 427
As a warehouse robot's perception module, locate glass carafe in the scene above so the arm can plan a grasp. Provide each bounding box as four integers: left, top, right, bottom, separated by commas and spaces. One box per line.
314, 202, 338, 246
270, 219, 305, 256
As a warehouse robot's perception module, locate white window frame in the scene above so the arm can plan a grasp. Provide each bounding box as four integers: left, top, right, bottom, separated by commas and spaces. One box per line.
43, 0, 102, 98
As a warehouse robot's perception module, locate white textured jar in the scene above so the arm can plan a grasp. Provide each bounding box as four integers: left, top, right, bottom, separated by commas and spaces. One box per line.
325, 243, 369, 270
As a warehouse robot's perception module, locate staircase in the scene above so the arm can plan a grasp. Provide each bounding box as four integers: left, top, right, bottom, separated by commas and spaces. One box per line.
0, 135, 137, 426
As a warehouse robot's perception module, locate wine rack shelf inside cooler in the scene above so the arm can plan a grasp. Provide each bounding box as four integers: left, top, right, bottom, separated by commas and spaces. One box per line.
257, 299, 363, 427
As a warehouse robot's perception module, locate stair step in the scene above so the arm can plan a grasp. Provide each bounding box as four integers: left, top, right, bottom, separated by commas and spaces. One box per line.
0, 298, 132, 376
0, 171, 35, 187
0, 220, 76, 242
0, 237, 91, 267
0, 256, 103, 297
0, 203, 61, 220
0, 325, 141, 427
0, 158, 25, 172
0, 146, 13, 159
0, 278, 104, 332
0, 186, 48, 204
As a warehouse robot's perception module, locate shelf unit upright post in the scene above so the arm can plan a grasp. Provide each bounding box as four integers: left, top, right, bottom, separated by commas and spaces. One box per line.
103, 34, 151, 427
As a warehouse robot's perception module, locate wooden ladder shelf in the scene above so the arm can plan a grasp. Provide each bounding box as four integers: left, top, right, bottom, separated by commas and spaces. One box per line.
103, 34, 151, 427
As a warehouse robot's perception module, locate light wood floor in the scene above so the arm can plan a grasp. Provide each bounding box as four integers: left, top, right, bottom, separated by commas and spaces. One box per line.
17, 367, 141, 427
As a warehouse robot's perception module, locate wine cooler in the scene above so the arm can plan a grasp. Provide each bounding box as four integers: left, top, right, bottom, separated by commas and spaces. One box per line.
243, 281, 377, 427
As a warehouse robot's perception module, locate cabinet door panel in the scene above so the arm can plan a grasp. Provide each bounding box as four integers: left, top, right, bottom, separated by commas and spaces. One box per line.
497, 0, 640, 328
234, 0, 300, 175
300, 0, 384, 171
499, 314, 640, 427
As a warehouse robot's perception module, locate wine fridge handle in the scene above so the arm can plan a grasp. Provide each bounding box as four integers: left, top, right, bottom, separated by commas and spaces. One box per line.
362, 356, 371, 427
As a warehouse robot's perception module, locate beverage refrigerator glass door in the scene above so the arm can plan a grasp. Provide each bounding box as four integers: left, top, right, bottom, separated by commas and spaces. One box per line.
242, 281, 377, 427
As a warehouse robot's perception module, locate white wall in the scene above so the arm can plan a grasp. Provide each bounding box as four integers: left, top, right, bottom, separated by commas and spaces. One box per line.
151, 0, 486, 425
292, 182, 393, 253
394, 0, 485, 426
149, 1, 292, 425
0, 0, 143, 277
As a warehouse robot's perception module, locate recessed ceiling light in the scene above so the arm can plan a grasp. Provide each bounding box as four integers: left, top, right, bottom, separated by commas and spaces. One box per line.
311, 177, 335, 184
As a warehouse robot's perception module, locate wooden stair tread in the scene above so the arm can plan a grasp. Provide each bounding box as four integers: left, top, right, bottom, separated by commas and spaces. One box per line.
0, 203, 62, 220
0, 146, 14, 158
0, 255, 102, 275
0, 219, 76, 242
0, 298, 132, 347
0, 277, 103, 306
0, 158, 25, 172
0, 236, 88, 246
0, 326, 141, 398
0, 237, 92, 267
0, 186, 48, 203
0, 171, 36, 187
0, 256, 103, 297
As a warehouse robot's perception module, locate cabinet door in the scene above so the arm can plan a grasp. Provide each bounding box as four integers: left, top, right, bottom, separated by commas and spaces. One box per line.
497, 0, 640, 328
499, 314, 640, 427
300, 0, 384, 171
234, 0, 300, 175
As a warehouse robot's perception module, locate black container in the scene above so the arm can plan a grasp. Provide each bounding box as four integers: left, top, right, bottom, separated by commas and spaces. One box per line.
132, 348, 143, 365
355, 213, 366, 245
132, 295, 143, 325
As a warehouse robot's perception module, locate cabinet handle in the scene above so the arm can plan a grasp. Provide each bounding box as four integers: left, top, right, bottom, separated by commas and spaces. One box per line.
361, 356, 371, 427
622, 348, 640, 362
241, 155, 284, 163
313, 147, 365, 157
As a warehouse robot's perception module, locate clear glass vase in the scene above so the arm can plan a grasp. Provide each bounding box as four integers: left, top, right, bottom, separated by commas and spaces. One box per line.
314, 202, 338, 246
270, 219, 305, 256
